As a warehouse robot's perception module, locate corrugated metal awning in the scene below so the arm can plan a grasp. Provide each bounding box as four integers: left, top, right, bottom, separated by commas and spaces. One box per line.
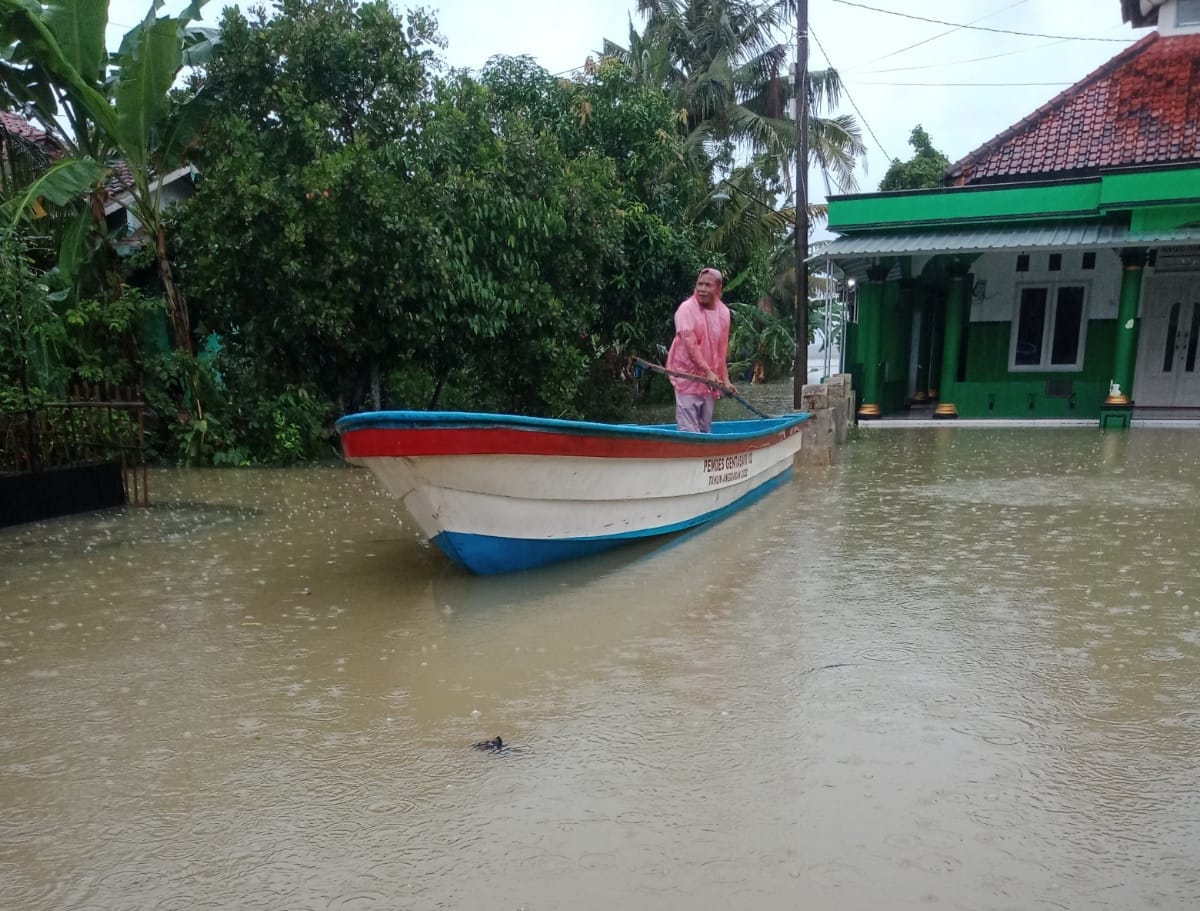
815, 222, 1200, 260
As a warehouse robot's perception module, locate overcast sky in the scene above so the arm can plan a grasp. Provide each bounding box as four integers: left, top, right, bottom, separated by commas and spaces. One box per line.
107, 0, 1142, 204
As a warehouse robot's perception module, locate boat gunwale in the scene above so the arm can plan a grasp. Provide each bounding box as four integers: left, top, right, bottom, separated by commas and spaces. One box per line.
335, 409, 809, 446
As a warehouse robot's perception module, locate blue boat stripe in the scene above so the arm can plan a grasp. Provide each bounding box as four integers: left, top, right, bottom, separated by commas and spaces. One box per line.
432, 468, 793, 575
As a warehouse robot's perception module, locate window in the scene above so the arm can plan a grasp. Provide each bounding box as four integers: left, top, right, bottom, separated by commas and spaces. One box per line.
1015, 253, 1030, 273
1082, 251, 1096, 270
1048, 253, 1062, 271
1179, 0, 1200, 26
1011, 284, 1087, 370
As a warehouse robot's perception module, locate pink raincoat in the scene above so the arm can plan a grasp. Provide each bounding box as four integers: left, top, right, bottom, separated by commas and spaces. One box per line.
666, 294, 731, 398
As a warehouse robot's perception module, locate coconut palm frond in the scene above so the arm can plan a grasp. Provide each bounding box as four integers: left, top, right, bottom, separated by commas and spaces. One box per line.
807, 67, 845, 115
723, 105, 795, 158
601, 38, 631, 64
732, 44, 788, 99
810, 112, 864, 193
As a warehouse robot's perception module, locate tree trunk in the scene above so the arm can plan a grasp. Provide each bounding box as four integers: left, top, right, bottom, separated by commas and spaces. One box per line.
155, 227, 192, 356
427, 370, 448, 410
90, 190, 125, 303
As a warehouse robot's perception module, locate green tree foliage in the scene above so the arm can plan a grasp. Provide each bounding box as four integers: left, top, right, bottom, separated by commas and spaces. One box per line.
173, 0, 708, 444
606, 0, 863, 330
478, 56, 708, 359
0, 224, 154, 409
2, 0, 223, 467
0, 0, 216, 343
174, 0, 440, 418
727, 299, 794, 381
3, 0, 865, 465
879, 125, 950, 191
0, 226, 59, 406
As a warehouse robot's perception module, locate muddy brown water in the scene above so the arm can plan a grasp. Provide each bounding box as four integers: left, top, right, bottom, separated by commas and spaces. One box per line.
2, 427, 1199, 910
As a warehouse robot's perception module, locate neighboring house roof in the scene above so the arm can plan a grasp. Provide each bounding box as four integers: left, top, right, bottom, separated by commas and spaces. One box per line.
102, 164, 194, 216
0, 109, 61, 153
104, 159, 139, 199
947, 31, 1200, 185
3, 110, 189, 206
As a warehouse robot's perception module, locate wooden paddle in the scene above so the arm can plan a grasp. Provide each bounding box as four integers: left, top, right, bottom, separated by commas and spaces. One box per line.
633, 357, 771, 419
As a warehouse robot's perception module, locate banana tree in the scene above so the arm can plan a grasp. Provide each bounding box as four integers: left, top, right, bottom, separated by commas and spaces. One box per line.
0, 0, 216, 354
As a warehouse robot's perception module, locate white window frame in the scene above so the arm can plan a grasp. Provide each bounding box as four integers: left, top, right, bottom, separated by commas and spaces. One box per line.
1009, 281, 1090, 372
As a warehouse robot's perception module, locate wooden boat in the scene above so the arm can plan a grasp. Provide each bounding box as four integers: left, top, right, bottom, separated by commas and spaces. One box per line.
336, 410, 808, 575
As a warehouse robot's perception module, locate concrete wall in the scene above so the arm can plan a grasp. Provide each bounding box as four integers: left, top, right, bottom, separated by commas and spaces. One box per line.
796, 374, 855, 465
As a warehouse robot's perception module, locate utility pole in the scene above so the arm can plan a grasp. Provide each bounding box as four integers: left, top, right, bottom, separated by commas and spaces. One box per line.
793, 0, 810, 409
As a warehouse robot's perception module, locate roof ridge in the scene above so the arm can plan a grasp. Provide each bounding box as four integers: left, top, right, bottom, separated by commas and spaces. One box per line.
946, 31, 1160, 181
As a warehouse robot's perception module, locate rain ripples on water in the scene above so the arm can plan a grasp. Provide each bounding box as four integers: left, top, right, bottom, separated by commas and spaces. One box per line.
2, 431, 1200, 910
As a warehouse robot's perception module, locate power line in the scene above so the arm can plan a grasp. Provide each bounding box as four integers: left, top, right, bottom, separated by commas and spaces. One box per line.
862, 19, 1130, 74
809, 27, 893, 162
848, 0, 1029, 70
832, 0, 1130, 42
549, 64, 587, 78
857, 80, 1074, 87
862, 38, 1071, 73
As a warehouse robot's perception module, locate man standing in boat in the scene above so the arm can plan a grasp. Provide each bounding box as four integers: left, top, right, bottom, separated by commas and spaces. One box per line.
667, 267, 735, 433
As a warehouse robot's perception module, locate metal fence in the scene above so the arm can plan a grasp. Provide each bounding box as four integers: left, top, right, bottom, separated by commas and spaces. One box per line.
0, 383, 149, 506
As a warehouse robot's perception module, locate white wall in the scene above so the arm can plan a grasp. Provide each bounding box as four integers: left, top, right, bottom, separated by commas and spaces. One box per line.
1158, 0, 1200, 35
968, 248, 1123, 323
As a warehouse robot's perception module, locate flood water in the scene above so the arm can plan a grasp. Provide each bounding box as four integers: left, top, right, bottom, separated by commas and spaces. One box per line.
3, 428, 1200, 910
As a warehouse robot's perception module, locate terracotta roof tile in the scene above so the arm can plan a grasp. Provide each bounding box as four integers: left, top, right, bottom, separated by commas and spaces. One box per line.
948, 32, 1200, 184
0, 110, 56, 147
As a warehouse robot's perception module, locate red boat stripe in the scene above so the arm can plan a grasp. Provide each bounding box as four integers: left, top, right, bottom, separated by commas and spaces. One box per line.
341, 426, 799, 460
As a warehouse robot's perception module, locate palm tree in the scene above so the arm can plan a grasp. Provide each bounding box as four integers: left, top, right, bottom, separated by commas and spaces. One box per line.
605, 0, 863, 191
606, 0, 863, 340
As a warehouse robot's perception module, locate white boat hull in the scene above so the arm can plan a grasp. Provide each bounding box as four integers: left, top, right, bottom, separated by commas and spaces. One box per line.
337, 411, 808, 574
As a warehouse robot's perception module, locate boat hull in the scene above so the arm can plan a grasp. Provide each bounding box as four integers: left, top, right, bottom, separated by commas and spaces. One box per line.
336, 411, 808, 575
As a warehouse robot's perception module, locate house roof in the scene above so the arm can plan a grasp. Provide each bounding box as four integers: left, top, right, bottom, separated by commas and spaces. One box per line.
815, 221, 1200, 260
947, 31, 1200, 185
0, 110, 60, 151
103, 165, 194, 215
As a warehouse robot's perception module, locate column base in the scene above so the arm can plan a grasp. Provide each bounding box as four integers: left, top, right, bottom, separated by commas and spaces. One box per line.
1099, 400, 1134, 430
911, 391, 929, 403
933, 403, 958, 419
928, 388, 939, 399
856, 403, 881, 420
1103, 394, 1131, 405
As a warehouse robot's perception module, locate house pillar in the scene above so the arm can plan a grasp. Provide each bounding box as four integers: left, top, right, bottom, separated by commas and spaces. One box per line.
933, 264, 970, 419
1106, 249, 1147, 406
856, 265, 889, 420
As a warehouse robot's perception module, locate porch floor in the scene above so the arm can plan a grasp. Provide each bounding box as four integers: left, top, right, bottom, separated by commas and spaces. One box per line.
862, 403, 1200, 429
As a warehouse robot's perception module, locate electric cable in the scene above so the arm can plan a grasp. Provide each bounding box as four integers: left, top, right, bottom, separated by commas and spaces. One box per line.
832, 0, 1130, 41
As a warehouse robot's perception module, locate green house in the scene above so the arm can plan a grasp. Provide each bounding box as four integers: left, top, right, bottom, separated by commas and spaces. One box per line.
825, 0, 1200, 426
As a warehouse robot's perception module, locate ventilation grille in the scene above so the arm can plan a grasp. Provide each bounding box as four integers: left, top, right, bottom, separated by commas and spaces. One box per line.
1155, 246, 1200, 273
